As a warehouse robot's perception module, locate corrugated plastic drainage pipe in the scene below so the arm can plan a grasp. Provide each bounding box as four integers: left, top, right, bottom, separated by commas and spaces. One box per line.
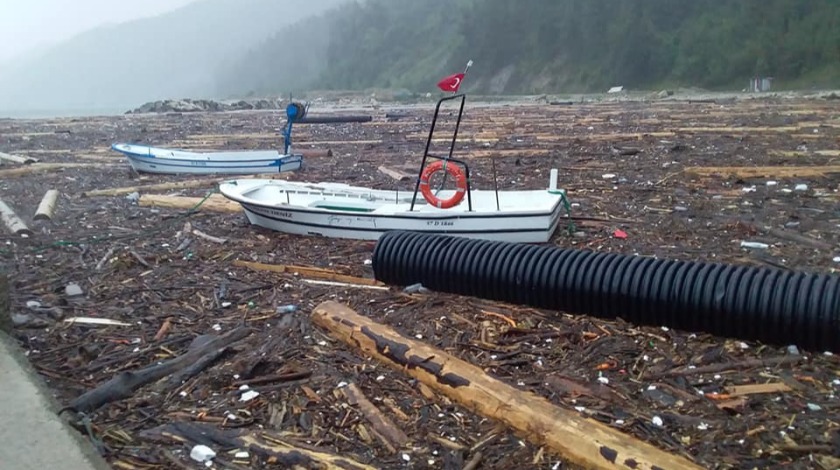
371, 231, 840, 352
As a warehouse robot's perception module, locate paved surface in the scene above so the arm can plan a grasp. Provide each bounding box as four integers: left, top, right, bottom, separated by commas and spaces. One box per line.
0, 332, 110, 470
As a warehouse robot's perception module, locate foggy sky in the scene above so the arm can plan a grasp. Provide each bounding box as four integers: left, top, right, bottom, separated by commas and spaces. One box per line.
0, 0, 196, 63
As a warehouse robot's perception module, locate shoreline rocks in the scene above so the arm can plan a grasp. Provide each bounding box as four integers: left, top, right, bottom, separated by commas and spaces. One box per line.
126, 98, 286, 114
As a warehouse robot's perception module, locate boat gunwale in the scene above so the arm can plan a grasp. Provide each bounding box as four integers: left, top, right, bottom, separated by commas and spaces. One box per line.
221, 181, 564, 221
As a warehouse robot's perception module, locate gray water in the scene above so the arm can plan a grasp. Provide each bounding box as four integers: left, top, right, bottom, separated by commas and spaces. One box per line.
0, 107, 126, 119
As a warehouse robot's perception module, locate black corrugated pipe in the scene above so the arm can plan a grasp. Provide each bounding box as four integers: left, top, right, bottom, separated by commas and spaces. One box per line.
371, 231, 840, 353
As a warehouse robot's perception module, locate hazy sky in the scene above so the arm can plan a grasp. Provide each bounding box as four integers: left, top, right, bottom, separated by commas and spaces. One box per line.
0, 0, 197, 63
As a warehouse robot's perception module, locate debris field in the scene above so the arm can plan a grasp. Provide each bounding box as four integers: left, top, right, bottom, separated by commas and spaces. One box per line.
1, 94, 839, 469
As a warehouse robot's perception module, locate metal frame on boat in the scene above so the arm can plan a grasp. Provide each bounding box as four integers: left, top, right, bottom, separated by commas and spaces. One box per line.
110, 102, 308, 175
219, 94, 572, 243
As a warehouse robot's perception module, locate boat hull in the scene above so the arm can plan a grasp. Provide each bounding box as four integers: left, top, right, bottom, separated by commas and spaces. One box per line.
220, 180, 567, 244
111, 143, 303, 175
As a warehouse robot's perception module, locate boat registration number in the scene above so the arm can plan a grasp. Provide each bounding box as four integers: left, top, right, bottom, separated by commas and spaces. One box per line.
189, 161, 208, 166
427, 220, 454, 227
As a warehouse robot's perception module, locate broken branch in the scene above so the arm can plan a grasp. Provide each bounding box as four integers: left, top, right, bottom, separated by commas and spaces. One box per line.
343, 382, 409, 453
312, 301, 702, 470
64, 327, 251, 414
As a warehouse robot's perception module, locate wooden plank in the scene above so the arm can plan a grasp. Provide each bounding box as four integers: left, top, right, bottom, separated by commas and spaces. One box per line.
312, 301, 703, 470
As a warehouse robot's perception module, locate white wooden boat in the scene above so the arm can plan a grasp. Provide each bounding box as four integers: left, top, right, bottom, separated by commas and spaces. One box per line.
111, 143, 303, 175
218, 94, 571, 243
218, 178, 567, 243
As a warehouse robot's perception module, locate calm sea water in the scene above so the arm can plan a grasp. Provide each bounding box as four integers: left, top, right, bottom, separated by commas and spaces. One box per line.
0, 107, 126, 119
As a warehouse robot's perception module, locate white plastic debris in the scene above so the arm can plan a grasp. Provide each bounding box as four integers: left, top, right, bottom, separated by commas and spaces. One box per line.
602, 173, 617, 179
65, 283, 84, 297
597, 377, 609, 385
742, 186, 757, 193
401, 453, 411, 462
190, 445, 216, 463
221, 301, 232, 308
234, 451, 250, 459
806, 403, 822, 411
740, 241, 769, 250
697, 422, 709, 431
833, 256, 840, 263
337, 381, 348, 388
652, 416, 664, 427
25, 300, 41, 309
766, 181, 778, 186
794, 184, 808, 192
239, 390, 260, 402
239, 385, 250, 391
64, 317, 131, 327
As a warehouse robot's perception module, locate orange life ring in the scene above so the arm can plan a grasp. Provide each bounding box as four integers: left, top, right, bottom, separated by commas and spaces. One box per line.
419, 160, 467, 209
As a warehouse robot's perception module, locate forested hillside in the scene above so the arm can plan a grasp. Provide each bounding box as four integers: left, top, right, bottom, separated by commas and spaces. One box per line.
0, 0, 345, 113
217, 0, 840, 96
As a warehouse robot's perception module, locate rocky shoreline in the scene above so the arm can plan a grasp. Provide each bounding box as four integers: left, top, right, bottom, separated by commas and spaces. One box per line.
125, 97, 287, 114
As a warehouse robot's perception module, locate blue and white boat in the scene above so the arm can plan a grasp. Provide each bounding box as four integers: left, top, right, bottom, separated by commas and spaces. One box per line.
111, 101, 310, 175
110, 143, 303, 175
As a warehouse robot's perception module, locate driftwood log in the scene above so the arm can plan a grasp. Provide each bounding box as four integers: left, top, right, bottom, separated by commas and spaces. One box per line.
0, 197, 33, 237
299, 148, 333, 158
138, 194, 240, 213
140, 421, 377, 470
0, 151, 38, 164
81, 178, 224, 197
685, 165, 840, 178
297, 115, 372, 124
64, 327, 251, 414
0, 163, 104, 179
33, 189, 60, 221
312, 301, 703, 470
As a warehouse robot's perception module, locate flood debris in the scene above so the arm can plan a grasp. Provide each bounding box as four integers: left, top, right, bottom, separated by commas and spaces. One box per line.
1, 96, 838, 469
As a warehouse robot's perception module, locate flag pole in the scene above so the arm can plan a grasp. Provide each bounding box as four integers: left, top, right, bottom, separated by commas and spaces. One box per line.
437, 60, 474, 197
452, 59, 474, 95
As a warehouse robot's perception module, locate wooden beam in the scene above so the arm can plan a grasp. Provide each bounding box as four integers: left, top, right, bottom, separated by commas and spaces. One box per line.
0, 197, 33, 237
33, 190, 60, 221
233, 260, 385, 287
685, 165, 840, 178
311, 301, 703, 470
378, 166, 412, 181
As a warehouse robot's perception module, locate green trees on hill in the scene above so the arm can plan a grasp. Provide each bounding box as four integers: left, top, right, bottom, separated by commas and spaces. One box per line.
216, 0, 840, 96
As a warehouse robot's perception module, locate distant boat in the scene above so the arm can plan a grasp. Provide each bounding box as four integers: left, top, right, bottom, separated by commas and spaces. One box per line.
111, 101, 310, 175
219, 94, 571, 244
111, 143, 303, 175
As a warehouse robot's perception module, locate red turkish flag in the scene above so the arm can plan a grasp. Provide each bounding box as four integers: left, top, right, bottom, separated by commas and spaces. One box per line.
437, 72, 465, 92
